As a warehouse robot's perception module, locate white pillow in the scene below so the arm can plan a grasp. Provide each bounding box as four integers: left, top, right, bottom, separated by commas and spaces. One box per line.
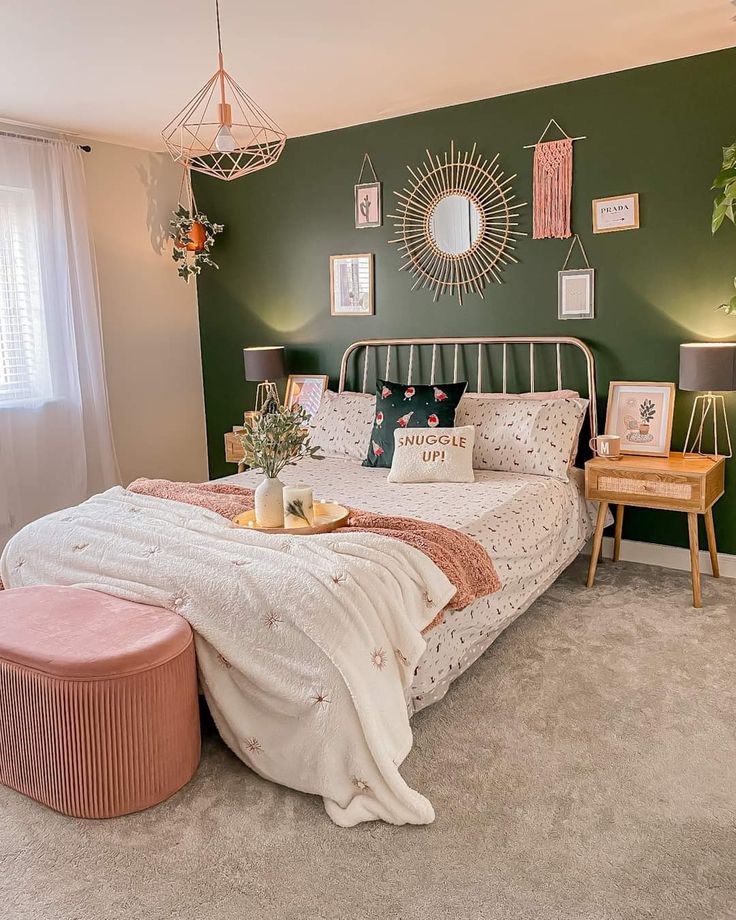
455, 396, 588, 480
388, 426, 475, 483
308, 390, 375, 460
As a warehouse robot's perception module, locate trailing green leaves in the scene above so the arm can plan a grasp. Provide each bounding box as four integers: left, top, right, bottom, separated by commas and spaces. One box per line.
169, 205, 224, 284
711, 143, 736, 315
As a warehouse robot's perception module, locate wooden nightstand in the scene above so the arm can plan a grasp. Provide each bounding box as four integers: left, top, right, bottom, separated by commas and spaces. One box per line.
585, 452, 725, 608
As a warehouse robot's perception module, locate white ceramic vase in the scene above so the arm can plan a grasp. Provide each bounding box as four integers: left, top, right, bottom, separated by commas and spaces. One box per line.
255, 475, 285, 528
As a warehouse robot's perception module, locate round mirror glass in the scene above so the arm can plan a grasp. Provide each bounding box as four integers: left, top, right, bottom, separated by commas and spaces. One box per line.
429, 194, 482, 255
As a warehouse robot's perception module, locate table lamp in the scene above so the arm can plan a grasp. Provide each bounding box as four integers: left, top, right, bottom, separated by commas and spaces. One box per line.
679, 342, 736, 458
243, 346, 286, 412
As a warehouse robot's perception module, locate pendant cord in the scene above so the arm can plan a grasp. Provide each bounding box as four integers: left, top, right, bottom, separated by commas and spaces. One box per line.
215, 0, 223, 54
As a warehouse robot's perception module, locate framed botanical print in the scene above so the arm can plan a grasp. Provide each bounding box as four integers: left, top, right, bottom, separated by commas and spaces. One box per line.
605, 381, 676, 457
330, 253, 374, 316
592, 193, 640, 233
355, 181, 382, 228
284, 374, 328, 419
558, 268, 595, 320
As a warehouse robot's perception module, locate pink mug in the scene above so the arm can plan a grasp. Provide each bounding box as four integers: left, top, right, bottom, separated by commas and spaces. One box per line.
589, 434, 621, 460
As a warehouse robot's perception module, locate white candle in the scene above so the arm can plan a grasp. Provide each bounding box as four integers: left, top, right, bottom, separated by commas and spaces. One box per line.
283, 484, 314, 527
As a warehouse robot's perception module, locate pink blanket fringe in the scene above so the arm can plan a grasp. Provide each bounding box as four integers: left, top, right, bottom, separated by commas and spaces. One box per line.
532, 138, 573, 240
127, 479, 501, 630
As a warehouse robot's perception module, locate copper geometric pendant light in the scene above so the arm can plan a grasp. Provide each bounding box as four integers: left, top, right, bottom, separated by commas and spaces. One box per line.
162, 0, 287, 181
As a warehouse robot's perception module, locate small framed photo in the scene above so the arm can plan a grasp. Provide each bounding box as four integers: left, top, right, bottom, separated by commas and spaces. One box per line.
330, 253, 374, 316
284, 374, 328, 419
593, 193, 640, 233
558, 268, 595, 320
605, 381, 676, 457
355, 181, 382, 228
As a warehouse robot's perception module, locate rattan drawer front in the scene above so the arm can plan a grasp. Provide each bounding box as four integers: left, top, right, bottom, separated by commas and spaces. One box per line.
598, 475, 692, 501
224, 432, 245, 463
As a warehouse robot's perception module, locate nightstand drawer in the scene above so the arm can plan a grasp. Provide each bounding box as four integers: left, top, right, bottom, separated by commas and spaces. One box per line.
586, 466, 705, 511
597, 475, 693, 501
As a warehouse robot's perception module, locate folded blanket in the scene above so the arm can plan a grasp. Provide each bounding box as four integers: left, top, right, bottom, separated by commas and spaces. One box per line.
2, 486, 456, 826
127, 478, 501, 625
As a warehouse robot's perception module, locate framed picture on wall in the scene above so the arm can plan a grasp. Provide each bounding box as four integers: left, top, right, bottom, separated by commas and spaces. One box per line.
330, 253, 374, 316
605, 381, 676, 457
592, 193, 640, 233
558, 268, 595, 320
284, 374, 329, 419
355, 181, 382, 228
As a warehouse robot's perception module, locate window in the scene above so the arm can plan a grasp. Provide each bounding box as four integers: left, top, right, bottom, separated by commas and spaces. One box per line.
0, 185, 51, 404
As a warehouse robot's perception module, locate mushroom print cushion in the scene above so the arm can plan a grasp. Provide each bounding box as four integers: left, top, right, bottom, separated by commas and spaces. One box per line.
363, 379, 468, 468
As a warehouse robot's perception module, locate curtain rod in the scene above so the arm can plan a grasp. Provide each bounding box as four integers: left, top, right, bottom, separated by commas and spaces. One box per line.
0, 126, 90, 153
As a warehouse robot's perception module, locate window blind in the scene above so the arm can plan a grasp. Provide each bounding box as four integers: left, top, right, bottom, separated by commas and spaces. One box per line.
0, 185, 51, 404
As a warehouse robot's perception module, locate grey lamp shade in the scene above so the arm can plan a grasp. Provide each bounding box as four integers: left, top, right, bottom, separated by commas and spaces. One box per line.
679, 343, 736, 392
243, 346, 286, 382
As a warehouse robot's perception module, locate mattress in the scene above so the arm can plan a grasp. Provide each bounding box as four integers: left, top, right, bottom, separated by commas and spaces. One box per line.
223, 460, 598, 714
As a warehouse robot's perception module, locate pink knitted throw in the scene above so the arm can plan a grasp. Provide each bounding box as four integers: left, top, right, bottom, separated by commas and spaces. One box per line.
127, 478, 501, 629
532, 138, 573, 239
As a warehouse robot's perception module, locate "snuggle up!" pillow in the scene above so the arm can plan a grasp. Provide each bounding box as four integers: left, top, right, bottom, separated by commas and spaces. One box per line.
388, 426, 475, 483
363, 379, 468, 468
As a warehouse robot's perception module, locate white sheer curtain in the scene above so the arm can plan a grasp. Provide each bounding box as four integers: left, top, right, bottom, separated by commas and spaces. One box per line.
0, 134, 119, 549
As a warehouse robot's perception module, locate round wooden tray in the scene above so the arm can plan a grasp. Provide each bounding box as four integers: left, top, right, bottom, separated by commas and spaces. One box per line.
232, 501, 349, 535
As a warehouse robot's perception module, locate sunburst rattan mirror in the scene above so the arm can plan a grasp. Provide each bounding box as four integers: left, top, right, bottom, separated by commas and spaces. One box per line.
389, 142, 526, 304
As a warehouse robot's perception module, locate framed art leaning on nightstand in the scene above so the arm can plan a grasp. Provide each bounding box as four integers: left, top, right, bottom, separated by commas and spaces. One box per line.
605, 381, 675, 457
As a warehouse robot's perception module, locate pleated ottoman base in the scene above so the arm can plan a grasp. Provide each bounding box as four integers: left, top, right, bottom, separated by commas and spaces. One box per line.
0, 586, 201, 818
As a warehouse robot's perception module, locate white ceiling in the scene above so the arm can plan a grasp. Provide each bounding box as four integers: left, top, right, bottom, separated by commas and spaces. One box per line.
1, 0, 734, 150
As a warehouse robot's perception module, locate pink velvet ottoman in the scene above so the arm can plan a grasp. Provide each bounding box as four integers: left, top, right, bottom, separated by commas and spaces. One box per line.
0, 586, 200, 818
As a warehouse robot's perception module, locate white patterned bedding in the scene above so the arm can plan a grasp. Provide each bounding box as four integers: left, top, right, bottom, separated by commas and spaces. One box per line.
223, 460, 598, 713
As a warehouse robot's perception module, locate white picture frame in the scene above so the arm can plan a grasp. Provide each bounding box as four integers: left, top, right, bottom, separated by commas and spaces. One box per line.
605, 381, 676, 457
558, 268, 595, 320
330, 253, 374, 316
592, 193, 640, 233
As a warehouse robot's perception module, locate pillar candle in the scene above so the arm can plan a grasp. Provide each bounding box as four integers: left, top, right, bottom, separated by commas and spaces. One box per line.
283, 484, 314, 527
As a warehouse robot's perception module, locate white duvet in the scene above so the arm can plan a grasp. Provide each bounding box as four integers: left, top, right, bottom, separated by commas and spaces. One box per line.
0, 486, 456, 826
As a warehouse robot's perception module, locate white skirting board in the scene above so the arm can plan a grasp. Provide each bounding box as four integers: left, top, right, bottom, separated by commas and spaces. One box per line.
584, 537, 736, 579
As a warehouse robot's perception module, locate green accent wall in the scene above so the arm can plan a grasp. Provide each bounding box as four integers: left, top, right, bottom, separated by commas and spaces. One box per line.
195, 48, 736, 555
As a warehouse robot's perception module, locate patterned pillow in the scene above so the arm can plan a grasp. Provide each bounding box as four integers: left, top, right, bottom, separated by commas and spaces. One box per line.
455, 396, 588, 480
363, 379, 468, 468
308, 390, 375, 460
388, 426, 475, 483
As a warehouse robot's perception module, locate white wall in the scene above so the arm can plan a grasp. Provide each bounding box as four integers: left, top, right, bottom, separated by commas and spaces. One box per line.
83, 141, 208, 484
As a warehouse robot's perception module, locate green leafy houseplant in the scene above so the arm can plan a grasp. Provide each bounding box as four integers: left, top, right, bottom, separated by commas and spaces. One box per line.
711, 142, 736, 314
169, 205, 224, 284
239, 404, 324, 479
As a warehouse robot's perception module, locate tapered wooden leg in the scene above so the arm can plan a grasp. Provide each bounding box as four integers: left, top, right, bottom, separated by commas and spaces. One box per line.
687, 513, 702, 609
587, 501, 609, 588
613, 505, 624, 562
704, 507, 720, 578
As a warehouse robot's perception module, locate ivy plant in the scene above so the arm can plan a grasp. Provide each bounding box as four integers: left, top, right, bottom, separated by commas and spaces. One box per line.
711, 142, 736, 314
169, 205, 224, 284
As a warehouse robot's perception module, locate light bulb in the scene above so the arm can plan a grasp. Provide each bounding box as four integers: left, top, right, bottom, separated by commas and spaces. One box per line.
214, 124, 237, 153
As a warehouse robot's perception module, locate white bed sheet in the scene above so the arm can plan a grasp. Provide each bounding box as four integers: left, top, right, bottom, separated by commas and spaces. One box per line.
223, 460, 598, 714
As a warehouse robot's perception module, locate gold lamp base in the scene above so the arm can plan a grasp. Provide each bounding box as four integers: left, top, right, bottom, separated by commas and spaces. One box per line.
254, 380, 280, 413
683, 393, 732, 459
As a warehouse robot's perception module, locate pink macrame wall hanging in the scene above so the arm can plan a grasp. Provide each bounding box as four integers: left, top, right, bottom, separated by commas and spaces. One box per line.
532, 138, 573, 239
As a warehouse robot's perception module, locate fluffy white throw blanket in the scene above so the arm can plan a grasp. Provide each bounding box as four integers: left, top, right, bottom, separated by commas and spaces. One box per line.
0, 487, 455, 826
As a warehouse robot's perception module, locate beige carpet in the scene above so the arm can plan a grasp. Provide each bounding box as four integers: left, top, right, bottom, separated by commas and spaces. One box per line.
1, 557, 734, 920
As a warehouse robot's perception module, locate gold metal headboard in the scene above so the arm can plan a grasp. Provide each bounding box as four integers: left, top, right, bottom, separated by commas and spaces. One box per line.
338, 335, 598, 438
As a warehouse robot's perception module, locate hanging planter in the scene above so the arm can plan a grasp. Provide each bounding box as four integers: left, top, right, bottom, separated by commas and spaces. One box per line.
169, 166, 224, 283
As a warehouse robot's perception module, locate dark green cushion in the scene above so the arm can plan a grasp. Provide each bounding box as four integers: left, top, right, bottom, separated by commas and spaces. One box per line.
363, 379, 468, 468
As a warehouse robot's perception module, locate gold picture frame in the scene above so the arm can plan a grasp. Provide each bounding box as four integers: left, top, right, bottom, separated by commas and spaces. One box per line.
284, 374, 329, 419
604, 381, 675, 457
592, 193, 640, 233
330, 254, 374, 316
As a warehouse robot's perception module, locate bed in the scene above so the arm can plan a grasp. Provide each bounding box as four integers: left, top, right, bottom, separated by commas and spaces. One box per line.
2, 335, 600, 826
